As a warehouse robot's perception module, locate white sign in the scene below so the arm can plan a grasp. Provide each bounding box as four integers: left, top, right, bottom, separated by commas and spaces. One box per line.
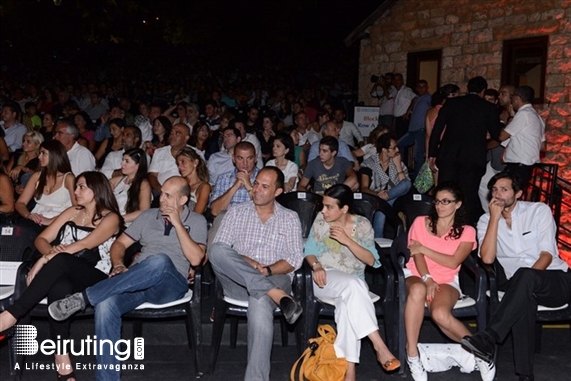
353, 106, 379, 137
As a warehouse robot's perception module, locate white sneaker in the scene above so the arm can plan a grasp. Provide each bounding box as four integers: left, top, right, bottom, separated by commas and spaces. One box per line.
407, 355, 428, 381
475, 357, 496, 381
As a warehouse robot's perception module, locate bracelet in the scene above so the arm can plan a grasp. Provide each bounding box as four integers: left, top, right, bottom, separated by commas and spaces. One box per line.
265, 266, 272, 277
421, 274, 432, 282
43, 255, 50, 262
397, 171, 404, 174
113, 264, 126, 270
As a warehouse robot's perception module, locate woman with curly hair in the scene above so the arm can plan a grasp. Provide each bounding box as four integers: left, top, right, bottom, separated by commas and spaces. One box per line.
403, 182, 490, 381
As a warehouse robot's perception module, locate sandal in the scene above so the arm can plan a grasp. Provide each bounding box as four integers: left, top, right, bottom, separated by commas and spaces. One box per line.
382, 358, 401, 372
57, 371, 76, 380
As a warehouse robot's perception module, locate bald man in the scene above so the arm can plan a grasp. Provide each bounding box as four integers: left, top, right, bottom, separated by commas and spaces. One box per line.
49, 176, 207, 381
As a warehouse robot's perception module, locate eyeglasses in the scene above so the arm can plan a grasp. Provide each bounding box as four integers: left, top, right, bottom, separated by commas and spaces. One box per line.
432, 199, 457, 205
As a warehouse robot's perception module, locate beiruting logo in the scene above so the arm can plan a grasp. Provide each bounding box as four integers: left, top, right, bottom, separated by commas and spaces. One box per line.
14, 325, 144, 361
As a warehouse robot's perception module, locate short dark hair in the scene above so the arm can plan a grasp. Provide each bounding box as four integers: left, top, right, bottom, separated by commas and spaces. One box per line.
439, 84, 460, 98
222, 126, 241, 139
3, 101, 21, 118
467, 76, 488, 93
487, 171, 522, 193
271, 132, 295, 161
514, 86, 534, 103
484, 89, 499, 99
234, 141, 255, 154
376, 133, 397, 152
319, 136, 338, 155
260, 166, 285, 191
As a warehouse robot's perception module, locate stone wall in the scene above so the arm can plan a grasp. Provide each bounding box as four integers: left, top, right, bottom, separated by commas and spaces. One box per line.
357, 0, 570, 260
358, 0, 570, 177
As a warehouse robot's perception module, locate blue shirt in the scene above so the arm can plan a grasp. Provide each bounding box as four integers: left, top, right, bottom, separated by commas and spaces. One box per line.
307, 140, 354, 163
210, 167, 260, 207
408, 93, 432, 132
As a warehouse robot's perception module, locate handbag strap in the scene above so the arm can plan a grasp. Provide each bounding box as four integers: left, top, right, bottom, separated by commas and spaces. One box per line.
290, 346, 312, 381
317, 324, 337, 343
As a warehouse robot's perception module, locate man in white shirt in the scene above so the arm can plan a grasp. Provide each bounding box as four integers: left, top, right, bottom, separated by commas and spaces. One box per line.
207, 126, 242, 186
54, 120, 96, 176
295, 111, 319, 146
332, 106, 364, 149
100, 126, 146, 179
1, 101, 28, 152
462, 172, 570, 381
393, 73, 417, 139
148, 123, 203, 193
498, 86, 545, 190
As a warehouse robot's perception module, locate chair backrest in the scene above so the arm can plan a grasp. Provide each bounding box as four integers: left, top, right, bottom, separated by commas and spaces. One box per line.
0, 218, 37, 262
390, 232, 410, 268
277, 192, 323, 238
352, 192, 403, 239
394, 193, 434, 230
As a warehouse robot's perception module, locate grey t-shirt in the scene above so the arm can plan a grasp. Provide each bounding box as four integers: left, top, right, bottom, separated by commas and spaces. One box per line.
124, 207, 207, 277
304, 157, 352, 194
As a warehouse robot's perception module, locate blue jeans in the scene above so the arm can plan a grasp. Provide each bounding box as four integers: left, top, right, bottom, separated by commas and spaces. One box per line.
373, 179, 411, 238
208, 242, 293, 381
397, 129, 425, 179
85, 254, 188, 381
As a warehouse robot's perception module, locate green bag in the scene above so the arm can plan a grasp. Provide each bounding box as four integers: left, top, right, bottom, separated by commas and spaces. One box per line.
414, 161, 434, 194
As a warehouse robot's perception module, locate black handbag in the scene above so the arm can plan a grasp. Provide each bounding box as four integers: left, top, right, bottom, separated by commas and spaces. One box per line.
53, 221, 101, 266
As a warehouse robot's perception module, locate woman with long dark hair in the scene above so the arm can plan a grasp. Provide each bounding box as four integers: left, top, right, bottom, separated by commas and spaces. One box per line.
176, 147, 211, 214
94, 118, 125, 168
305, 184, 400, 381
256, 113, 277, 162
145, 115, 172, 156
15, 140, 76, 226
403, 182, 488, 381
0, 171, 123, 380
74, 111, 96, 152
109, 148, 151, 225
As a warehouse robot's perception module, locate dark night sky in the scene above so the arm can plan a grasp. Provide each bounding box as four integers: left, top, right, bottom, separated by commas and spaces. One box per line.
1, 0, 382, 73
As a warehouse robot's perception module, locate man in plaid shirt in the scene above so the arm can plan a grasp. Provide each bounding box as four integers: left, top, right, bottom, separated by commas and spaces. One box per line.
209, 166, 304, 381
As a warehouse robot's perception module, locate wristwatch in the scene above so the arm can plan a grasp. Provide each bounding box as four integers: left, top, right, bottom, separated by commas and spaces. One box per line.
265, 266, 272, 277
421, 274, 432, 282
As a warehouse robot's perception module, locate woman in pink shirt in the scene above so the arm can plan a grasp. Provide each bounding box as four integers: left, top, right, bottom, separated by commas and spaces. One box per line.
403, 182, 484, 381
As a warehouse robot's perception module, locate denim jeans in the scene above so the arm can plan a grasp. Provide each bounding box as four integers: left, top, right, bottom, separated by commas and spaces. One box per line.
85, 254, 188, 381
397, 129, 425, 179
208, 242, 293, 381
373, 178, 411, 238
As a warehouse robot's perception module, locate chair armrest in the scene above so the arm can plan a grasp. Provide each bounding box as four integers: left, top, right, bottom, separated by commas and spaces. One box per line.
302, 261, 315, 301
191, 266, 202, 303
462, 255, 486, 304
479, 259, 500, 311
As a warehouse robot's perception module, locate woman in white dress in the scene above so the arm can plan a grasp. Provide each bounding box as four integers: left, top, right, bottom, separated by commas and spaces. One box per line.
109, 148, 151, 225
265, 132, 299, 193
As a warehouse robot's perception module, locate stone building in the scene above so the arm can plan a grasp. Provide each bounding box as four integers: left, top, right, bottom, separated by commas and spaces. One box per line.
347, 0, 571, 261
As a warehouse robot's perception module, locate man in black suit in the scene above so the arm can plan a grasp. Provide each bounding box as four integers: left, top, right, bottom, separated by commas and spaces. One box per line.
428, 76, 501, 225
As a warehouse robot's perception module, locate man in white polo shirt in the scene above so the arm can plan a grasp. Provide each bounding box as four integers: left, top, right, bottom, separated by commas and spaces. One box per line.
54, 119, 95, 176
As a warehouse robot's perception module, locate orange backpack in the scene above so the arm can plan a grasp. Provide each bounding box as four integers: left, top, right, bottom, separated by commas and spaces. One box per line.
290, 324, 348, 381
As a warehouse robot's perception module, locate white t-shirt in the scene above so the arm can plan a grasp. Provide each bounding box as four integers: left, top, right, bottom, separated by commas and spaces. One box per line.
67, 142, 96, 176
266, 159, 299, 191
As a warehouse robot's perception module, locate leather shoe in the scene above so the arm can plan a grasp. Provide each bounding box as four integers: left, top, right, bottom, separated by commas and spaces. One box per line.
461, 330, 496, 364
279, 297, 302, 324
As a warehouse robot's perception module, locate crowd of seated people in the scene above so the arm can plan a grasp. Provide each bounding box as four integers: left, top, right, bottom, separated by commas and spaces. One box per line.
0, 70, 567, 381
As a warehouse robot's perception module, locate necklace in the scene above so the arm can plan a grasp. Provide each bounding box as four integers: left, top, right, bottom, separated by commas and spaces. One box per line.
80, 210, 90, 226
